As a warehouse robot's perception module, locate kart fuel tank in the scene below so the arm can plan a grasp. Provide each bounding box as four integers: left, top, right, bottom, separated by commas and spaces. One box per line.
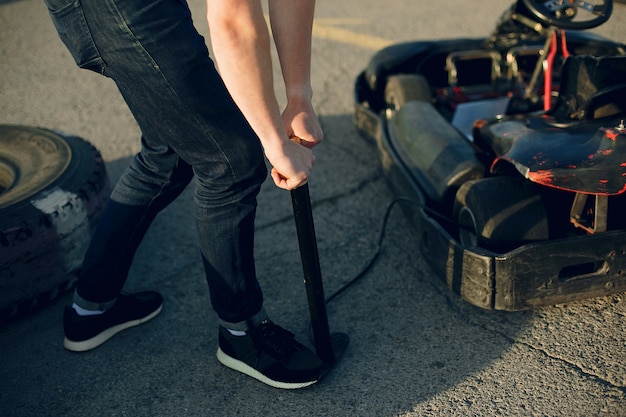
387, 100, 484, 206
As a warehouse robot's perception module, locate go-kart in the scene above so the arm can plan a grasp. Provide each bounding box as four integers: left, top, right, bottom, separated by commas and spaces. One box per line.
354, 0, 626, 310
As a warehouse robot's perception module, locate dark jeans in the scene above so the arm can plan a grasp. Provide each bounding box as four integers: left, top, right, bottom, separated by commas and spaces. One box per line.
45, 0, 268, 328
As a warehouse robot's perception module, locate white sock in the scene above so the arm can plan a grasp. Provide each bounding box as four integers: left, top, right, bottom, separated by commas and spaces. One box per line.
227, 329, 247, 336
72, 303, 104, 316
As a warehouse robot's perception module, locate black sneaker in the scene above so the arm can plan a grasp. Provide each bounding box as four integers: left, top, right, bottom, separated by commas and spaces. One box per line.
63, 291, 163, 352
216, 319, 328, 389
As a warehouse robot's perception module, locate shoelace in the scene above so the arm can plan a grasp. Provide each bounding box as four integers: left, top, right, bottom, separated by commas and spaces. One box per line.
250, 320, 297, 359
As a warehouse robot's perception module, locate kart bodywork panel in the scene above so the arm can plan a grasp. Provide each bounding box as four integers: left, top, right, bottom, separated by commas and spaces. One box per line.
354, 31, 626, 310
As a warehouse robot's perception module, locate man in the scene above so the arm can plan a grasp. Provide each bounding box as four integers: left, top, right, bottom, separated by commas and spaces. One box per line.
46, 0, 326, 389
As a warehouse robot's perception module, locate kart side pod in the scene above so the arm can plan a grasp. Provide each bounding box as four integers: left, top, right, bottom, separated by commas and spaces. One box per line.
386, 100, 484, 207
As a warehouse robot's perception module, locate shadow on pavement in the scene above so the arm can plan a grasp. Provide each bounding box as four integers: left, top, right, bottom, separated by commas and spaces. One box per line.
0, 114, 532, 417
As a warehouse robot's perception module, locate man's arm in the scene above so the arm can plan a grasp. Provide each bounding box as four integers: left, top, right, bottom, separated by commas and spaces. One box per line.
269, 0, 323, 148
206, 0, 320, 190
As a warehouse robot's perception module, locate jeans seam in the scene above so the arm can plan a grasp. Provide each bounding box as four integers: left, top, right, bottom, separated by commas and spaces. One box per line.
105, 0, 239, 185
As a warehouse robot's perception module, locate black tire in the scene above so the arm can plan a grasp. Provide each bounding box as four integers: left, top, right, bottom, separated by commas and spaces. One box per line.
453, 176, 549, 252
0, 125, 110, 324
384, 74, 431, 116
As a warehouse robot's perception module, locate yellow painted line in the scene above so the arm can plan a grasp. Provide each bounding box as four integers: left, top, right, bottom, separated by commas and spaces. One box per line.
312, 18, 368, 26
265, 15, 393, 51
312, 20, 394, 50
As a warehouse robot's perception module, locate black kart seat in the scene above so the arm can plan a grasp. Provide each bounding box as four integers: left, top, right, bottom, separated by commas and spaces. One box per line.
550, 55, 626, 121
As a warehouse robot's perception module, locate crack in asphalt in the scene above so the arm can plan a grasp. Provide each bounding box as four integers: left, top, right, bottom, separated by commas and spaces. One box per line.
435, 283, 626, 396
514, 339, 626, 395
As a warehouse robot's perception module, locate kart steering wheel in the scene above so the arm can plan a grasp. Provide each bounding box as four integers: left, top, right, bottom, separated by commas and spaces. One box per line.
521, 0, 613, 29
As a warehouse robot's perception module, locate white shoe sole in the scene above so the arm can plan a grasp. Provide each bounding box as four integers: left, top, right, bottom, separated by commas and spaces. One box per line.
63, 304, 163, 352
216, 347, 318, 389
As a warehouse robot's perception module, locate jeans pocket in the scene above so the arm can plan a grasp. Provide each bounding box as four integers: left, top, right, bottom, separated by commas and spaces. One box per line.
44, 0, 105, 73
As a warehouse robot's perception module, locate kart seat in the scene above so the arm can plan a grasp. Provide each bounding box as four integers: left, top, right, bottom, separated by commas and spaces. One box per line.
550, 55, 626, 121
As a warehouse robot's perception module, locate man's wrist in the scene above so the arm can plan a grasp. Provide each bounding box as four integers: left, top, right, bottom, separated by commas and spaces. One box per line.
285, 85, 313, 103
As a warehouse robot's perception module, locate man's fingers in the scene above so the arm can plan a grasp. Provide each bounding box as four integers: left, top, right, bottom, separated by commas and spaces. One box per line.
271, 169, 308, 190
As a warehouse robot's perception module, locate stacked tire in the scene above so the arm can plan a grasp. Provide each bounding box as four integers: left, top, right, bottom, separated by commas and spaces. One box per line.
0, 125, 110, 324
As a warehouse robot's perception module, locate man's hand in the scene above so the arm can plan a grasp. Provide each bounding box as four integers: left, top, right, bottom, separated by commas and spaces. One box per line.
265, 135, 314, 190
282, 99, 323, 150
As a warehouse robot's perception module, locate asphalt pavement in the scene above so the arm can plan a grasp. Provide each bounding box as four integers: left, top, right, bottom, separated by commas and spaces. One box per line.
1, 0, 626, 416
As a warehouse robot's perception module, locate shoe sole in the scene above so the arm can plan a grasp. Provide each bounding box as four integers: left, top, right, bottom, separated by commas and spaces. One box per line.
216, 347, 319, 390
63, 304, 163, 352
